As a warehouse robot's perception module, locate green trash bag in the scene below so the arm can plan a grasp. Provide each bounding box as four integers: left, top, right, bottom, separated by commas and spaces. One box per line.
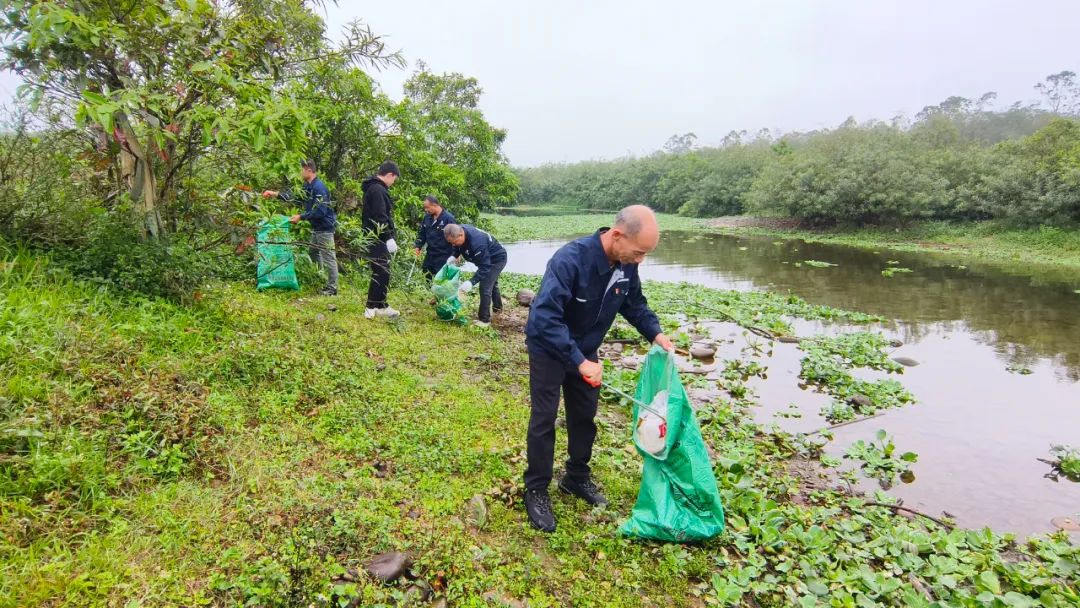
256, 215, 300, 292
430, 262, 468, 325
619, 345, 725, 543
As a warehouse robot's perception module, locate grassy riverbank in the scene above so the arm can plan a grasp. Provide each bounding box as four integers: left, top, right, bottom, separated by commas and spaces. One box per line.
2, 245, 1078, 607
707, 219, 1080, 271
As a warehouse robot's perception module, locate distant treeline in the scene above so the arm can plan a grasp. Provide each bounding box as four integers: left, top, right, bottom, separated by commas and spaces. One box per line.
515, 72, 1080, 226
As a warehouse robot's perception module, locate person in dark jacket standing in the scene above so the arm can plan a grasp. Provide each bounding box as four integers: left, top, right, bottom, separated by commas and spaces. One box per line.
361, 161, 401, 319
262, 159, 338, 296
443, 223, 506, 327
413, 195, 457, 279
521, 205, 674, 532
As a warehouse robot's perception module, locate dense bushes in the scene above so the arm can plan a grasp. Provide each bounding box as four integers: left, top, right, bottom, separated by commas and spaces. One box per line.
516, 82, 1080, 228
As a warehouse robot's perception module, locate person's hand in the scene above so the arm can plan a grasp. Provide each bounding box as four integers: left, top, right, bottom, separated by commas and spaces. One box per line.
653, 333, 675, 353
288, 214, 301, 224
578, 359, 603, 387
413, 248, 422, 257
262, 190, 278, 199
386, 238, 399, 254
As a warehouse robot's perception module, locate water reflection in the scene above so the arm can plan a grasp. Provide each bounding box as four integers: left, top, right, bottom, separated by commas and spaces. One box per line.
506, 232, 1080, 381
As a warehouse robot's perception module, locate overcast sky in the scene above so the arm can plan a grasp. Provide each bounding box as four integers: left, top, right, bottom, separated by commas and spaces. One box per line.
2, 0, 1076, 166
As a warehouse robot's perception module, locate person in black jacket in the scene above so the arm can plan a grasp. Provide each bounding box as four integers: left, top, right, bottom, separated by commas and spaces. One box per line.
521, 205, 674, 532
361, 161, 400, 318
413, 195, 456, 279
443, 223, 506, 326
262, 159, 338, 295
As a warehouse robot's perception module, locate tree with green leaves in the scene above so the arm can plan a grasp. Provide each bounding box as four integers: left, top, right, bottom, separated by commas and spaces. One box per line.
1, 0, 399, 238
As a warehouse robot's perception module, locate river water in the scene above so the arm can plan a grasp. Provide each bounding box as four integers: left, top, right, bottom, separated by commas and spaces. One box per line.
501, 231, 1080, 537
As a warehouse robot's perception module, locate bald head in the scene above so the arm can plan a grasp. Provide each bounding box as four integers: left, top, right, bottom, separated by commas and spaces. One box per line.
614, 205, 658, 238
604, 205, 660, 265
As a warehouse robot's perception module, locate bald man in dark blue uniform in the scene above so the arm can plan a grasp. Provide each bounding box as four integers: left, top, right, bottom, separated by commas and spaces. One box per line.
522, 205, 674, 532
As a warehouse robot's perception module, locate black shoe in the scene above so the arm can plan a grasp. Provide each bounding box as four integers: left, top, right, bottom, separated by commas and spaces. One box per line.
558, 475, 608, 506
524, 489, 556, 532
319, 288, 337, 296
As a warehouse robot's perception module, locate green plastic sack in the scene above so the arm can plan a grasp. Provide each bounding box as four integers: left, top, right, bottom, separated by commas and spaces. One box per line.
619, 345, 725, 542
430, 263, 467, 325
256, 215, 299, 291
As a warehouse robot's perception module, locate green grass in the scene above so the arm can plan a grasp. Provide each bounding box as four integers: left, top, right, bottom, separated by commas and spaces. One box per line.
2, 245, 1078, 606
483, 212, 708, 242
712, 220, 1080, 270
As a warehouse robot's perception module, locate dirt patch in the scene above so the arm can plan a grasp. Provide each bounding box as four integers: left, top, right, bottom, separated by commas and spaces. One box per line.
493, 306, 529, 337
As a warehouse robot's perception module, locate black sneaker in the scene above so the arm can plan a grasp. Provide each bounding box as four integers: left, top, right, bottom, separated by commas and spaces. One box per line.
524, 489, 556, 532
558, 475, 608, 506
319, 288, 338, 296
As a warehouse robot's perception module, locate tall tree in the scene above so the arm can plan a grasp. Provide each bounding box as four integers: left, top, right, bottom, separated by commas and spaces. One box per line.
1035, 71, 1079, 115
1, 0, 399, 238
401, 63, 519, 214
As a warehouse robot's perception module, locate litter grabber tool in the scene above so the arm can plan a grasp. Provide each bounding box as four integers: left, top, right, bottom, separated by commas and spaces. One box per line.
405, 256, 418, 286
601, 381, 667, 419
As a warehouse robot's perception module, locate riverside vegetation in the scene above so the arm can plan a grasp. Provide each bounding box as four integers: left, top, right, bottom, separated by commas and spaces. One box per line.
1, 2, 1079, 605
514, 73, 1080, 263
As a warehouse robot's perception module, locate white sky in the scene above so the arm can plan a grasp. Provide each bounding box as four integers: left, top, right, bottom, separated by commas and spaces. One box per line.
3, 0, 1077, 166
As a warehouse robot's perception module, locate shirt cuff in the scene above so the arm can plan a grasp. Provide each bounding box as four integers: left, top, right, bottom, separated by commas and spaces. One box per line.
569, 348, 587, 367
641, 323, 662, 344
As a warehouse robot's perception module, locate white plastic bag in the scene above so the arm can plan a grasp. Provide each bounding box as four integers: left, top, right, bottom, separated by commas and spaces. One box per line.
634, 389, 669, 454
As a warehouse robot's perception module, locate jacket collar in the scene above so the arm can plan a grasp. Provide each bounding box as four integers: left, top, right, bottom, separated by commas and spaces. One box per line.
589, 228, 616, 275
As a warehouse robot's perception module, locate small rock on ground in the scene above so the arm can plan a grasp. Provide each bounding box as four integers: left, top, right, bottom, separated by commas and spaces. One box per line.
689, 343, 717, 360
364, 551, 412, 583
482, 591, 525, 608
516, 289, 535, 307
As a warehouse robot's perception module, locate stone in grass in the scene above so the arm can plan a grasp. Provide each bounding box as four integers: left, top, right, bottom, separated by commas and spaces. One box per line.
891, 356, 920, 367
466, 494, 488, 529
404, 582, 432, 603
482, 591, 525, 608
364, 551, 412, 583
516, 289, 536, 307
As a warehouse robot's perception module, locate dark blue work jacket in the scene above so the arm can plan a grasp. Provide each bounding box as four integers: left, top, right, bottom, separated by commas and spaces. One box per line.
525, 228, 661, 367
414, 209, 457, 267
452, 224, 507, 285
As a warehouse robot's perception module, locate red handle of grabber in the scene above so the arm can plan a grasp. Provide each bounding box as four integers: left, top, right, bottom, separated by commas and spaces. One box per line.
582, 373, 601, 388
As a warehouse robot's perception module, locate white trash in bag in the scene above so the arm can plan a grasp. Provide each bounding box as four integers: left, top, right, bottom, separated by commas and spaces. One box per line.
634, 389, 669, 454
